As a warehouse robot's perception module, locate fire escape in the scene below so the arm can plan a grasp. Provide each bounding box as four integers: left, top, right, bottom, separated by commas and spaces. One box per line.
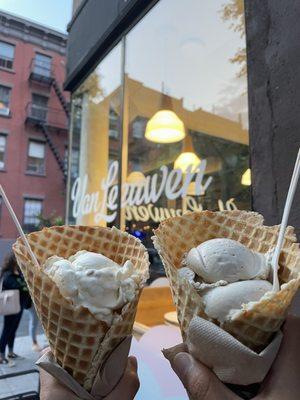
26, 58, 70, 182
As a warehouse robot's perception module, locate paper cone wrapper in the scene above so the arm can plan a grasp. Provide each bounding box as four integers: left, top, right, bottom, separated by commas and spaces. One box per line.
153, 210, 300, 352
13, 225, 149, 391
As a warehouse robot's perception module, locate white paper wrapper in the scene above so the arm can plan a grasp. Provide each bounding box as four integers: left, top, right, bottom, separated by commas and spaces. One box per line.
187, 317, 282, 385
36, 336, 131, 400
37, 352, 95, 400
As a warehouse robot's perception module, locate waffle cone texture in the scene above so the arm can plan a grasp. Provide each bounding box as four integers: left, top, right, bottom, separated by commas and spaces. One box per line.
153, 210, 300, 352
13, 225, 149, 391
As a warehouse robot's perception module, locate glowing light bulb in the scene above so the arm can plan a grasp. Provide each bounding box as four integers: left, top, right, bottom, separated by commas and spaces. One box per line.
174, 152, 201, 173
145, 110, 185, 143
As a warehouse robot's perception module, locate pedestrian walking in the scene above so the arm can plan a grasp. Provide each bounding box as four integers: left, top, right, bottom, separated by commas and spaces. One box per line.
0, 253, 31, 364
27, 305, 42, 352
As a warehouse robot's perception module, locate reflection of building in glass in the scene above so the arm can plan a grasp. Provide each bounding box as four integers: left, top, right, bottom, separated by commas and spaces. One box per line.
70, 74, 249, 243
67, 0, 251, 255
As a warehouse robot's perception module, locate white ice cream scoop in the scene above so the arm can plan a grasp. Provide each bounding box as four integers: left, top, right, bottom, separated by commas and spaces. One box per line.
69, 250, 119, 270
43, 251, 142, 325
202, 280, 272, 323
186, 238, 269, 283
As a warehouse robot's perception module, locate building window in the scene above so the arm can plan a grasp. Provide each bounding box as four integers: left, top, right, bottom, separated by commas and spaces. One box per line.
0, 85, 11, 116
27, 140, 45, 175
31, 94, 48, 121
0, 134, 7, 169
108, 106, 119, 139
0, 41, 15, 70
23, 198, 43, 232
33, 53, 52, 77
64, 146, 79, 178
132, 117, 147, 139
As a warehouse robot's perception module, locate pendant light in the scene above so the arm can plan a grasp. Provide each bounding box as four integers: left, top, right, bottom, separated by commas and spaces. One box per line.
145, 86, 185, 143
241, 168, 251, 186
174, 133, 201, 173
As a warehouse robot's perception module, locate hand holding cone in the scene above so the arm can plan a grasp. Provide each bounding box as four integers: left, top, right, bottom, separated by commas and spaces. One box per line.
153, 210, 300, 352
13, 225, 149, 392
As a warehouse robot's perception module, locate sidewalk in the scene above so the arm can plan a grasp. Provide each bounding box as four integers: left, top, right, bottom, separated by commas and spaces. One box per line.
0, 334, 47, 399
0, 311, 46, 399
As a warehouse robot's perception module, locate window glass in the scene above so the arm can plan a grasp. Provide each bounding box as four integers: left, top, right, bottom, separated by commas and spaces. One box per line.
123, 0, 249, 257
31, 94, 48, 121
109, 106, 119, 139
27, 141, 45, 174
67, 0, 250, 272
0, 85, 11, 116
23, 199, 43, 232
34, 53, 52, 77
68, 42, 123, 227
0, 134, 6, 169
0, 41, 15, 69
64, 146, 80, 178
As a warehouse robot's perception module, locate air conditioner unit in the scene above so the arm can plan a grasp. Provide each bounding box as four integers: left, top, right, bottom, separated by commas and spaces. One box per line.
0, 107, 10, 116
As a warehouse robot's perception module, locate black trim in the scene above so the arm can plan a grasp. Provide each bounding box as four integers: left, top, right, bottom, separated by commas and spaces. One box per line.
64, 0, 159, 91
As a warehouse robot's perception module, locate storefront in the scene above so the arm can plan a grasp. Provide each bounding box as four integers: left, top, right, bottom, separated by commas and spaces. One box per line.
65, 0, 300, 275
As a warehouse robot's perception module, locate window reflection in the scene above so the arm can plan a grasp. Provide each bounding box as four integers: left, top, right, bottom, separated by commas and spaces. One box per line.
67, 0, 250, 281
123, 0, 249, 252
69, 43, 122, 227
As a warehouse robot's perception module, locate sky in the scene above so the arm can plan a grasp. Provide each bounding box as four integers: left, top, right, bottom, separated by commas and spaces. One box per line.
0, 0, 73, 33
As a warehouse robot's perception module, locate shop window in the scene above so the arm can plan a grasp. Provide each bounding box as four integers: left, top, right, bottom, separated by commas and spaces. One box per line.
23, 198, 43, 232
67, 0, 250, 268
33, 53, 52, 77
0, 41, 15, 69
0, 134, 7, 169
0, 85, 11, 116
31, 93, 48, 121
123, 0, 250, 252
27, 140, 45, 175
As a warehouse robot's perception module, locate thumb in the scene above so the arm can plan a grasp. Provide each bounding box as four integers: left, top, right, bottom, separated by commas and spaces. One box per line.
171, 352, 239, 400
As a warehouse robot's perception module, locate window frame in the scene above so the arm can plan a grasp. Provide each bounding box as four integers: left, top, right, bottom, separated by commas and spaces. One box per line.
34, 52, 52, 78
26, 139, 46, 176
0, 85, 12, 117
0, 133, 7, 170
23, 197, 43, 232
0, 40, 15, 70
31, 93, 49, 122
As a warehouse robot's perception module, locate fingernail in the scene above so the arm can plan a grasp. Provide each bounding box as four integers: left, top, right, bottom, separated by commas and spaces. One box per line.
172, 352, 192, 380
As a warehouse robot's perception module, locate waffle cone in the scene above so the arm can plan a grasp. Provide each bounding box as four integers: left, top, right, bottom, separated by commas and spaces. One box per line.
153, 210, 300, 352
13, 225, 149, 391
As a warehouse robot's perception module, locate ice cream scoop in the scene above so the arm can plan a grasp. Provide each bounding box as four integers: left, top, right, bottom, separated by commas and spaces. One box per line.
202, 280, 272, 323
186, 238, 270, 283
69, 250, 119, 269
43, 250, 141, 325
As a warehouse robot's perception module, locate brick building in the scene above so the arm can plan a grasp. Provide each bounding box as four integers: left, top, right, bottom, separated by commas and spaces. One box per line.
0, 10, 69, 258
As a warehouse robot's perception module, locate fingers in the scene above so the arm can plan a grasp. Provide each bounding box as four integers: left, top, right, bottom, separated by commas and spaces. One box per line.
39, 368, 79, 400
92, 336, 132, 397
166, 351, 240, 400
162, 343, 188, 361
105, 356, 140, 400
